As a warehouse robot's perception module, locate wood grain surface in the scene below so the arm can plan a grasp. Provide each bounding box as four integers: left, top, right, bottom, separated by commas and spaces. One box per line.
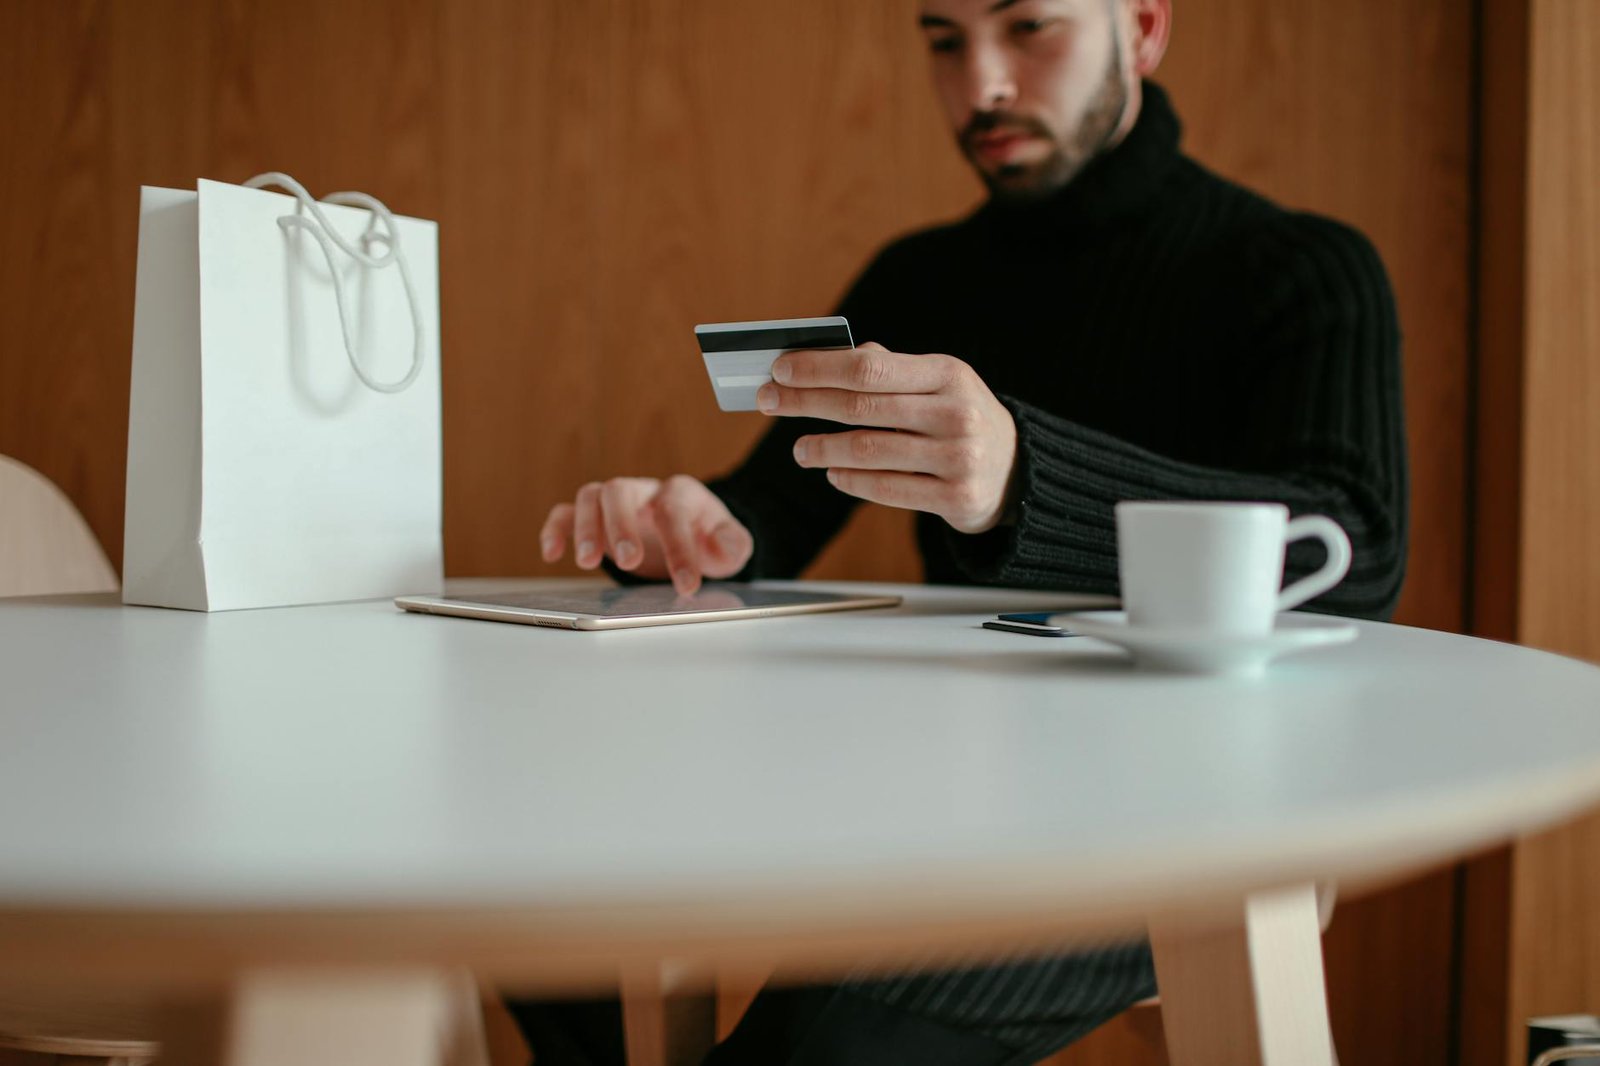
1518, 0, 1600, 664
0, 3, 1475, 1065
1506, 0, 1600, 1051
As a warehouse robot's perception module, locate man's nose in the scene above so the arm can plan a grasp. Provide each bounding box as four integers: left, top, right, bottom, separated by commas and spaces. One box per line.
966, 46, 1018, 112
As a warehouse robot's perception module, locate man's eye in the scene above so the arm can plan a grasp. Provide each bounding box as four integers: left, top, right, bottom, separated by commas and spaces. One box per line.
929, 36, 962, 54
1012, 18, 1054, 35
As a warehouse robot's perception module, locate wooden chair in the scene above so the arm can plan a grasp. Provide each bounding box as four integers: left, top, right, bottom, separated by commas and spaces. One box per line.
0, 455, 117, 599
0, 991, 159, 1066
0, 455, 150, 1065
0, 455, 508, 1066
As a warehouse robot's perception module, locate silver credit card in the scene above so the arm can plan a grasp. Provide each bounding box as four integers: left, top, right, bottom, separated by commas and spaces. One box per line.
694, 316, 854, 411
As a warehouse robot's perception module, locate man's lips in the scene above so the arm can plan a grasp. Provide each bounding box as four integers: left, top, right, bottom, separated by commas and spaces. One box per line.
970, 132, 1040, 162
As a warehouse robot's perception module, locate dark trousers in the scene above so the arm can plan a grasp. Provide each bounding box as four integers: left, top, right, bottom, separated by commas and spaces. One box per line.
506, 940, 1157, 1066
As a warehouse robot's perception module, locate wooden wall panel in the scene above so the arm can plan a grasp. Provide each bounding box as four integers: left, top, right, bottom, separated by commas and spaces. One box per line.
431, 0, 974, 583
1519, 0, 1600, 662
1508, 0, 1600, 1052
1510, 818, 1600, 1064
0, 1, 129, 572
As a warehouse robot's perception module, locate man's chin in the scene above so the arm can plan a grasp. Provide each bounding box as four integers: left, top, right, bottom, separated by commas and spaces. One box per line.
974, 147, 1100, 203
980, 162, 1068, 203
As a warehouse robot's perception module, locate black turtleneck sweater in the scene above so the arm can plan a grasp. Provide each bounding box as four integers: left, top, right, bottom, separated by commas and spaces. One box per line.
706, 82, 1408, 620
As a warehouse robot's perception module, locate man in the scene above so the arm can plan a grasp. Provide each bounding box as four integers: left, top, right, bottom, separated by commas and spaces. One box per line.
521, 0, 1406, 1061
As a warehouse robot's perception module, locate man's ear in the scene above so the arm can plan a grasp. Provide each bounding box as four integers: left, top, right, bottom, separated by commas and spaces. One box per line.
1129, 0, 1172, 76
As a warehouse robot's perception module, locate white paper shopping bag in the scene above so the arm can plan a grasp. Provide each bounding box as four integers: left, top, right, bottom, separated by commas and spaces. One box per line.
123, 173, 443, 611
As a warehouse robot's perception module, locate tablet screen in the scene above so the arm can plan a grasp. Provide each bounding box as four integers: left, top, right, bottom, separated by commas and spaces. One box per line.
429, 583, 882, 619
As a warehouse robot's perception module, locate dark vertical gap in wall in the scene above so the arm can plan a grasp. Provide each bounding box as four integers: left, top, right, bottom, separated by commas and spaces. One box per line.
1460, 0, 1488, 640
1450, 861, 1472, 1066
1448, 0, 1490, 1063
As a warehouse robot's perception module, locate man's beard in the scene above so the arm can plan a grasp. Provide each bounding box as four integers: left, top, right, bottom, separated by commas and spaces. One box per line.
962, 49, 1129, 203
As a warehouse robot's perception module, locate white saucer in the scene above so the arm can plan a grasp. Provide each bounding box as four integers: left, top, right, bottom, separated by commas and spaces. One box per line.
1049, 610, 1359, 678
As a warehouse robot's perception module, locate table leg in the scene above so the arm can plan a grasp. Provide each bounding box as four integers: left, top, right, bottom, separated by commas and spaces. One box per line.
621, 964, 717, 1066
155, 968, 489, 1066
714, 962, 774, 1041
1148, 882, 1335, 1066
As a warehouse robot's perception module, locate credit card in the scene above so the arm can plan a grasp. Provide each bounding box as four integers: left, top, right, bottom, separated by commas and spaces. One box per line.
694, 316, 854, 412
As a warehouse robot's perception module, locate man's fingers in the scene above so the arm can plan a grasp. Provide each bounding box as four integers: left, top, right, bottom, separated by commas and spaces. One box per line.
572, 483, 605, 569
756, 386, 943, 431
699, 517, 753, 578
770, 345, 955, 394
599, 479, 645, 570
540, 503, 575, 562
792, 430, 946, 476
650, 478, 709, 595
824, 468, 950, 514
548, 475, 747, 589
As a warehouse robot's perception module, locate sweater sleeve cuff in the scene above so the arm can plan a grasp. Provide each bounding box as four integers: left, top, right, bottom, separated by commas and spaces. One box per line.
941, 396, 1121, 591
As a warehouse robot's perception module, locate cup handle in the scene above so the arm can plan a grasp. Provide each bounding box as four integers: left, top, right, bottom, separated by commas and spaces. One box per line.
1277, 515, 1353, 612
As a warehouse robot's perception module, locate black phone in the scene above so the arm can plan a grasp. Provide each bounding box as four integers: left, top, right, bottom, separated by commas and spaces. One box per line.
982, 612, 1078, 638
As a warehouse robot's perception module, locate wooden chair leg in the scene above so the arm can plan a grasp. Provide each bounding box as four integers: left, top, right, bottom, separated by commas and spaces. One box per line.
714, 964, 773, 1042
156, 968, 470, 1066
479, 992, 532, 1066
444, 972, 494, 1066
1148, 883, 1334, 1066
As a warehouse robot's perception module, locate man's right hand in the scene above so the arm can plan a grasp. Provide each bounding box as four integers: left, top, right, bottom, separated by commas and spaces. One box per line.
539, 475, 754, 597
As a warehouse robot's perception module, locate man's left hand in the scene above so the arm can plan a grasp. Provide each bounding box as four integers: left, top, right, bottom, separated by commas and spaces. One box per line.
755, 342, 1018, 535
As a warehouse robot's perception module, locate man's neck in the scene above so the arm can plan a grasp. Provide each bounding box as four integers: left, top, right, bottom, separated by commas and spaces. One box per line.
1104, 78, 1144, 153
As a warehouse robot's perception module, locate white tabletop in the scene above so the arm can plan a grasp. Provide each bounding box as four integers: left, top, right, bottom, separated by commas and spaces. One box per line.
3, 581, 1600, 928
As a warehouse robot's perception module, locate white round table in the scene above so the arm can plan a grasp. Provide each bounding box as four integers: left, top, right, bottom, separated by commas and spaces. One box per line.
3, 581, 1599, 1066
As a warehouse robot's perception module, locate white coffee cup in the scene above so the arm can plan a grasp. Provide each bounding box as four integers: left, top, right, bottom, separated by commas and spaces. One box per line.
1115, 501, 1352, 636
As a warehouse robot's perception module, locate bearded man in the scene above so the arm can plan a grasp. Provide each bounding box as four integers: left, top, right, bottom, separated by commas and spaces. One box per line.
522, 0, 1406, 1061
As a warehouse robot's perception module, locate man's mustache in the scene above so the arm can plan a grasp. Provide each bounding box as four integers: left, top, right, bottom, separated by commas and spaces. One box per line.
961, 111, 1053, 151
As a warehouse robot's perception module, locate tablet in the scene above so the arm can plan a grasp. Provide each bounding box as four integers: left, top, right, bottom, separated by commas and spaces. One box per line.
394, 583, 902, 631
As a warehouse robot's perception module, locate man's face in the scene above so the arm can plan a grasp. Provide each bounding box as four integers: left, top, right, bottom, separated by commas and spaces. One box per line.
919, 0, 1130, 201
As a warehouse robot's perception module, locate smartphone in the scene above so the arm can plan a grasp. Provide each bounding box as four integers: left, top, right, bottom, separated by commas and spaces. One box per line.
982, 611, 1078, 638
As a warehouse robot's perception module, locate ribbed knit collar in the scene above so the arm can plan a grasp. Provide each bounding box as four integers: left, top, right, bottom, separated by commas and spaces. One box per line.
973, 80, 1183, 233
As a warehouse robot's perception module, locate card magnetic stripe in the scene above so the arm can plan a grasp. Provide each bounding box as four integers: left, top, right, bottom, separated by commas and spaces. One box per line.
696, 325, 852, 353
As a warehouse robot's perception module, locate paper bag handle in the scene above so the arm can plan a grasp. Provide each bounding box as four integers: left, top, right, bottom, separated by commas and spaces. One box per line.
242, 172, 424, 394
